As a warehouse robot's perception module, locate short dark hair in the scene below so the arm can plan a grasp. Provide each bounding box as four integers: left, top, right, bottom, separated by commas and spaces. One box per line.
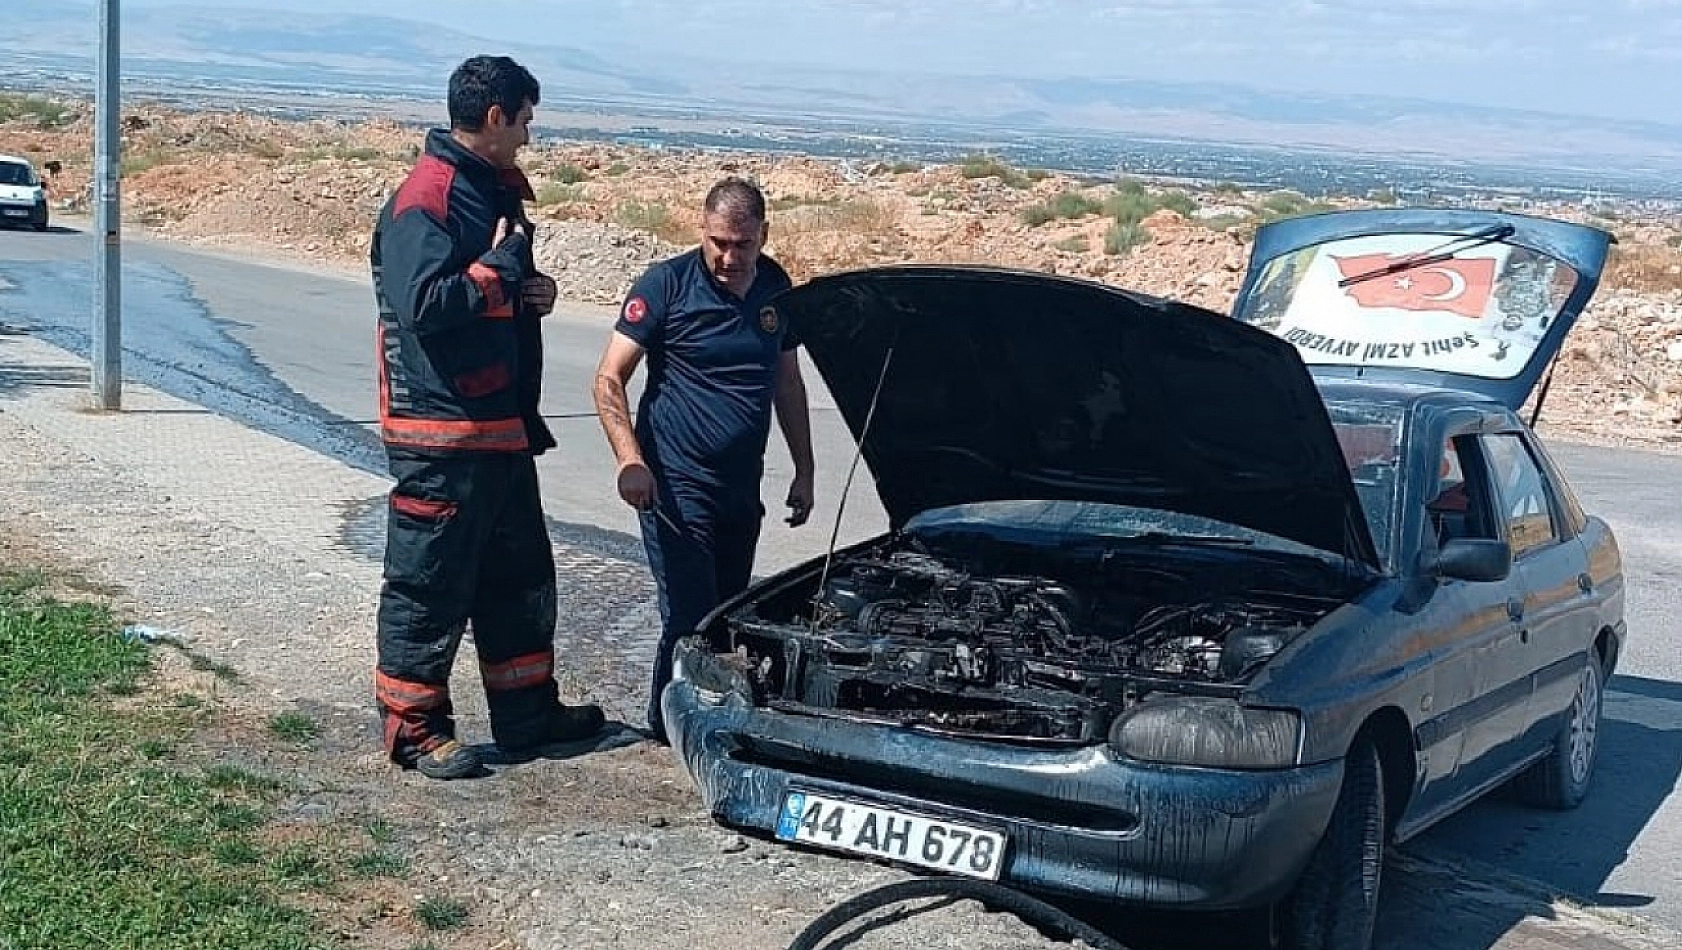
448, 55, 540, 132
703, 176, 766, 223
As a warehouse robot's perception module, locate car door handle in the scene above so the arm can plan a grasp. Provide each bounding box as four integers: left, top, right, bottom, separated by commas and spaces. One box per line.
1578, 573, 1594, 594
1506, 598, 1525, 622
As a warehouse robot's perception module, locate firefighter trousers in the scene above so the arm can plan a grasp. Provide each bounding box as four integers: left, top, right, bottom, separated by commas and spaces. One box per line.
374, 452, 560, 763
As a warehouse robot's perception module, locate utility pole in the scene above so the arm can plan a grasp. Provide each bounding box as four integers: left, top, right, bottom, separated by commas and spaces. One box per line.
92, 0, 122, 410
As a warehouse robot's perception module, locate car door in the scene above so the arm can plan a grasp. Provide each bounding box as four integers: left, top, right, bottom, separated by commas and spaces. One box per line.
1483, 431, 1593, 749
1408, 434, 1531, 820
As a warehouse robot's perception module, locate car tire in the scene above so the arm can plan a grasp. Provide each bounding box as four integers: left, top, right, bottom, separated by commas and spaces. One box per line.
1275, 738, 1385, 950
1512, 649, 1603, 810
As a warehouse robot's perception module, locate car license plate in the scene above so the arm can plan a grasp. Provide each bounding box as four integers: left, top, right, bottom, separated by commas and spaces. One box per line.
775, 790, 1007, 880
1, 209, 26, 217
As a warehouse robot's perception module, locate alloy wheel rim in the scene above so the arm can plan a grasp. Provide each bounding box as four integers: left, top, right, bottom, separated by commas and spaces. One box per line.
1568, 660, 1601, 785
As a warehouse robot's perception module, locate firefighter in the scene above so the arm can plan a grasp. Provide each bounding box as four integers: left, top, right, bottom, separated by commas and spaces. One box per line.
371, 55, 603, 779
592, 177, 817, 744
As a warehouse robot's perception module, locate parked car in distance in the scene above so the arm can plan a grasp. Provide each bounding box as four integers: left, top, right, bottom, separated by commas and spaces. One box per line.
0, 154, 49, 231
663, 210, 1624, 950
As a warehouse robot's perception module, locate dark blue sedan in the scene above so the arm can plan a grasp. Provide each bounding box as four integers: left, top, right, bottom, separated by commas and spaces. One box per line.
661, 210, 1624, 950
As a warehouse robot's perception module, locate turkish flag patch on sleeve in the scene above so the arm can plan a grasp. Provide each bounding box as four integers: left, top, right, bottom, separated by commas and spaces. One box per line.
623, 296, 648, 323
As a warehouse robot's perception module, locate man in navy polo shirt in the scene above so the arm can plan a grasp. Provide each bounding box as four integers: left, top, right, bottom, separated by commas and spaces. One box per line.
592, 177, 816, 743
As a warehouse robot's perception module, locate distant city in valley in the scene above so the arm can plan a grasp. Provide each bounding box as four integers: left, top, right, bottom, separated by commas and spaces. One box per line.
5, 50, 1680, 213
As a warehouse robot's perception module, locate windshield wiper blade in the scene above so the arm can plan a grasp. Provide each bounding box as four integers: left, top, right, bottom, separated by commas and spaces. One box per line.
1337, 224, 1516, 288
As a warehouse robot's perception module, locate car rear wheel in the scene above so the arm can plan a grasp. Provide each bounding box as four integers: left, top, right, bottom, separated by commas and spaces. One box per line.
1275, 738, 1385, 950
1513, 649, 1602, 810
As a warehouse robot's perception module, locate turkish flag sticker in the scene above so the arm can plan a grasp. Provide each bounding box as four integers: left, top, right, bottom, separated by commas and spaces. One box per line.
1334, 255, 1497, 319
623, 296, 648, 324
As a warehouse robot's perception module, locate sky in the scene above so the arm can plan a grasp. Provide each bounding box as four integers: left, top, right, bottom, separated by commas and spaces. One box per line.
119, 0, 1682, 126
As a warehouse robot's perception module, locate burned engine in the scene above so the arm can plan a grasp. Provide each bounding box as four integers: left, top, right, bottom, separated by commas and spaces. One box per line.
718, 540, 1347, 743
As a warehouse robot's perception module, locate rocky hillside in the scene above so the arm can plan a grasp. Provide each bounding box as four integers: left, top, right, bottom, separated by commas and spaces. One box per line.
5, 96, 1682, 446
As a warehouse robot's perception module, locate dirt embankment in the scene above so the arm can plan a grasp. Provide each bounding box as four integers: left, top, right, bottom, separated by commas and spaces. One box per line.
6, 100, 1682, 445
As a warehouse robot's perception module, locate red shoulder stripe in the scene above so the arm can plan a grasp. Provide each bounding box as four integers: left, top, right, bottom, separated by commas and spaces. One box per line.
392, 155, 454, 222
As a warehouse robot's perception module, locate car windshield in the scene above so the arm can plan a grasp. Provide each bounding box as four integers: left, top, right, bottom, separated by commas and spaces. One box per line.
0, 162, 37, 187
1328, 399, 1406, 564
1235, 231, 1580, 381
904, 401, 1407, 568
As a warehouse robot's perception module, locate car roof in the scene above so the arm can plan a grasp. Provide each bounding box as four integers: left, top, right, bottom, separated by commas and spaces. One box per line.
0, 155, 35, 166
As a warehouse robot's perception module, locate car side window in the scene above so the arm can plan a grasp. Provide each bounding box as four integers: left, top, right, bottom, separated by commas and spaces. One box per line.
1480, 433, 1558, 558
1427, 435, 1497, 547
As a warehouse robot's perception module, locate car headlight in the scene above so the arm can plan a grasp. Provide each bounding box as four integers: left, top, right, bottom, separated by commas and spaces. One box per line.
670, 637, 746, 706
1109, 696, 1301, 769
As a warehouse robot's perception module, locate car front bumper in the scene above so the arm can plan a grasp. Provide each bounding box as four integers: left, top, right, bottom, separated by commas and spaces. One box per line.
665, 677, 1345, 910
0, 202, 47, 227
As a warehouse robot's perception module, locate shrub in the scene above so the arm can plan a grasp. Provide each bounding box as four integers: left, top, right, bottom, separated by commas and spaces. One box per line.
1105, 220, 1151, 256
0, 94, 74, 128
535, 182, 584, 207
959, 154, 1030, 189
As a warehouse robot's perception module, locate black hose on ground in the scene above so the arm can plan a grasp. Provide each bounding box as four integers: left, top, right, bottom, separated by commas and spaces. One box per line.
787, 877, 1134, 950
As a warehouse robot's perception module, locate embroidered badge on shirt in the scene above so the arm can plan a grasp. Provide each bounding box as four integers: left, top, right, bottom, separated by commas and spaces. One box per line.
758, 305, 780, 334
624, 296, 648, 324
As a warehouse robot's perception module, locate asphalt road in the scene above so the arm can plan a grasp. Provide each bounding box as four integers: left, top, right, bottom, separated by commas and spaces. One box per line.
2, 221, 1678, 934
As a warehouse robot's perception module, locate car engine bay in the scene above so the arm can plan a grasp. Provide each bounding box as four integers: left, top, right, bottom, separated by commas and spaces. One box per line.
704, 529, 1366, 743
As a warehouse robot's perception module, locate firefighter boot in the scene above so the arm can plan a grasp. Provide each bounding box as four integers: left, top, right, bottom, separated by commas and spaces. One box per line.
413, 739, 482, 780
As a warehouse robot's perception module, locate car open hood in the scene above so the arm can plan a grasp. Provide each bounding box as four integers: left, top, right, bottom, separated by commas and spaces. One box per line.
1231, 209, 1613, 410
772, 266, 1380, 569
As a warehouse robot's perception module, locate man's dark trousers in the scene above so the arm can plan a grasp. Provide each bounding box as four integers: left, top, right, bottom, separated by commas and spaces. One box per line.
640, 491, 762, 739
375, 452, 560, 763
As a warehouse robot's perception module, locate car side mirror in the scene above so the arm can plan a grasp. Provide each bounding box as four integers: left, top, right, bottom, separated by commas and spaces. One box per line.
1433, 539, 1511, 583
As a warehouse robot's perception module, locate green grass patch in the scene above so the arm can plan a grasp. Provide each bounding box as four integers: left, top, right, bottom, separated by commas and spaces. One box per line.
888, 160, 922, 174
1053, 235, 1089, 253
0, 569, 339, 949
414, 896, 469, 931
0, 93, 75, 128
269, 711, 319, 745
348, 850, 410, 878
364, 818, 397, 846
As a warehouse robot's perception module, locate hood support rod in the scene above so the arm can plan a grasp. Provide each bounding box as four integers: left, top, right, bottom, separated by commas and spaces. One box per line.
811, 334, 898, 634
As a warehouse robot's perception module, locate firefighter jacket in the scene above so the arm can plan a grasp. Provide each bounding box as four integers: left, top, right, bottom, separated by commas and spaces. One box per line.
371, 129, 557, 457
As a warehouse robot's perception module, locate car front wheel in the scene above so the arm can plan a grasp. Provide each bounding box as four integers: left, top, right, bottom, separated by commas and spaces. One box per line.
1275, 738, 1385, 950
1513, 649, 1603, 810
